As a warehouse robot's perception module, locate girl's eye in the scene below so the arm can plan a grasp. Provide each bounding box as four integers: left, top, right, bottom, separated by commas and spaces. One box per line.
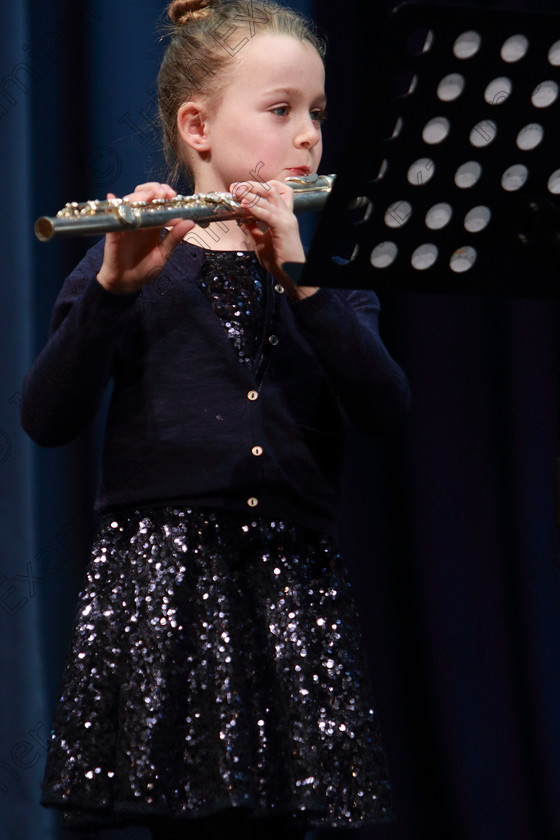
270, 106, 327, 123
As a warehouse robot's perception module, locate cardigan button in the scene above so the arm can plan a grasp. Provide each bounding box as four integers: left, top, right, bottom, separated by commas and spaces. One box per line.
247, 497, 259, 508
251, 446, 264, 457
268, 335, 279, 346
247, 390, 259, 401
274, 283, 285, 294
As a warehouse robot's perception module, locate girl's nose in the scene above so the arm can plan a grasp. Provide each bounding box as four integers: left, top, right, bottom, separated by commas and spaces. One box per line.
295, 115, 321, 148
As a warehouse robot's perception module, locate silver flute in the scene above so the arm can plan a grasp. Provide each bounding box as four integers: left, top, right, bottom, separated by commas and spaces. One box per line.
34, 174, 336, 241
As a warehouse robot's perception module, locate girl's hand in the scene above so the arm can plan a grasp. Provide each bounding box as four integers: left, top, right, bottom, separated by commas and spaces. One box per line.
96, 183, 196, 294
230, 179, 318, 299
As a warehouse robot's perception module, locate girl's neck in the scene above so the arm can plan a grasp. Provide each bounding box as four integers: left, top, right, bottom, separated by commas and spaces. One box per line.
183, 220, 256, 252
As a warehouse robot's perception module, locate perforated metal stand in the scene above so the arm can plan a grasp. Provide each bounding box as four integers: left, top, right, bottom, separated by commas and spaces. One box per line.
300, 2, 560, 296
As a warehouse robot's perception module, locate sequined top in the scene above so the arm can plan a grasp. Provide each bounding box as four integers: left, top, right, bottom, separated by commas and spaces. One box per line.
196, 249, 265, 368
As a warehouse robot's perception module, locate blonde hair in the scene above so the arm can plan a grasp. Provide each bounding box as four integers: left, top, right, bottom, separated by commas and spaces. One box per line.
158, 0, 326, 184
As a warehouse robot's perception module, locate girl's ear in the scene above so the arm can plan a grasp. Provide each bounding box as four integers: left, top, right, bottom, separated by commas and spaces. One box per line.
177, 100, 211, 152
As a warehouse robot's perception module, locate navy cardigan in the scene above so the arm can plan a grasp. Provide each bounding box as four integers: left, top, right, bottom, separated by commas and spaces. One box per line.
21, 240, 410, 535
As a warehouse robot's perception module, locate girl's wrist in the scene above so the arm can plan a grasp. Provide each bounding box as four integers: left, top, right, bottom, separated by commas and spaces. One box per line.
279, 272, 319, 300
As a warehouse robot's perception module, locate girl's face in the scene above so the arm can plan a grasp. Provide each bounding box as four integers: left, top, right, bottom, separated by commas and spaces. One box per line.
182, 32, 326, 192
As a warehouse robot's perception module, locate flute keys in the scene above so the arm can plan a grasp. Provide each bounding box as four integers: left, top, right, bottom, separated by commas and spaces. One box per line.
117, 204, 137, 225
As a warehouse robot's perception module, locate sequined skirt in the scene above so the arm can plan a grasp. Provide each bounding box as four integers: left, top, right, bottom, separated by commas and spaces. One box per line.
41, 506, 393, 830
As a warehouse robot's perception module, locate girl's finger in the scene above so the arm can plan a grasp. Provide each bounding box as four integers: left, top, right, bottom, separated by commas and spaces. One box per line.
133, 181, 175, 195
267, 179, 295, 210
124, 183, 177, 202
230, 180, 275, 205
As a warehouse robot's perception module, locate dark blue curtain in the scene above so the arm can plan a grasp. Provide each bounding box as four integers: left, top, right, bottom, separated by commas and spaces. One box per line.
2, 2, 560, 840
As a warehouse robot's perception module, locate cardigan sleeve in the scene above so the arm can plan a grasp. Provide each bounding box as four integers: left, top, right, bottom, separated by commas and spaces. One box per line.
20, 242, 139, 447
289, 287, 411, 435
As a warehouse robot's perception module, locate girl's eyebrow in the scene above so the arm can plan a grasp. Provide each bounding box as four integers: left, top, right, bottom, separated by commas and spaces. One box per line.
262, 86, 327, 104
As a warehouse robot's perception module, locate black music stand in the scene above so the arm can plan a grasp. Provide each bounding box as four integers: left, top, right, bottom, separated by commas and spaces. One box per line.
295, 2, 560, 297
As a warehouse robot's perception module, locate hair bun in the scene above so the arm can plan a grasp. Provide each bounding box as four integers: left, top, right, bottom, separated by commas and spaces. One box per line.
168, 0, 216, 25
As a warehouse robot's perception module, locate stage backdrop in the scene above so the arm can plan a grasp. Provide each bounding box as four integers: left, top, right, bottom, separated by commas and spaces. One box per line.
1, 2, 560, 840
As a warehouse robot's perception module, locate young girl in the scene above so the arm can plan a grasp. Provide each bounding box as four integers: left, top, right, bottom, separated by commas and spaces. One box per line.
22, 1, 410, 838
